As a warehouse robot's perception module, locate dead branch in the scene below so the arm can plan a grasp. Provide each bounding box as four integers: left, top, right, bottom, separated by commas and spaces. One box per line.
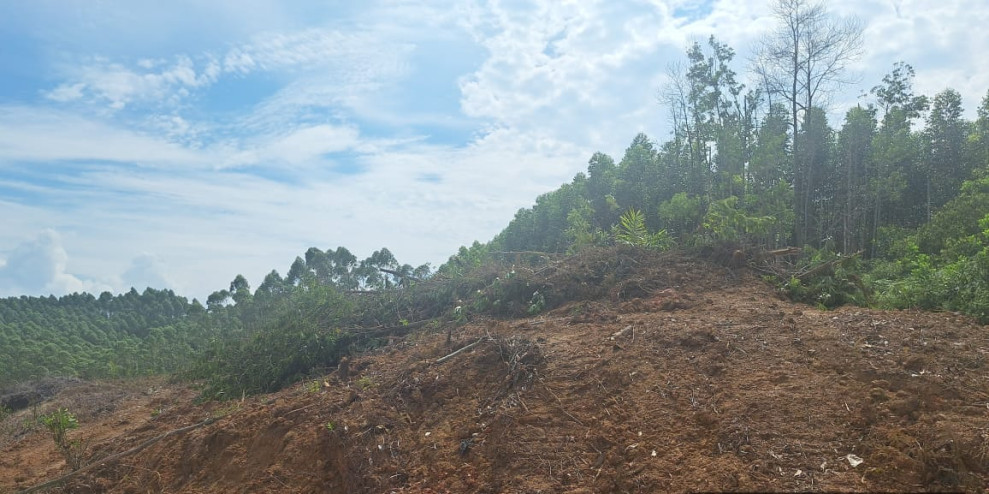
345, 319, 429, 338
610, 325, 633, 341
490, 251, 558, 257
436, 337, 489, 364
796, 250, 863, 280
17, 417, 216, 494
378, 268, 423, 282
765, 247, 802, 257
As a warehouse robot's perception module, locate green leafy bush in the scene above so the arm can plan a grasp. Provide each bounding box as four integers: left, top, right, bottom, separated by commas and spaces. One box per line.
40, 407, 86, 470
701, 196, 777, 246
873, 218, 989, 322
779, 248, 870, 309
188, 282, 356, 399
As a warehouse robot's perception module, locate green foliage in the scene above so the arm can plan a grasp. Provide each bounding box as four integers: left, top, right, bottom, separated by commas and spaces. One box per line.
873, 213, 989, 322
701, 196, 777, 245
40, 407, 85, 470
613, 209, 673, 250
302, 379, 321, 394
779, 248, 870, 309
565, 206, 609, 253
355, 376, 375, 390
527, 291, 546, 315
188, 281, 356, 399
455, 262, 553, 319
657, 192, 706, 238
0, 289, 211, 387
916, 176, 989, 257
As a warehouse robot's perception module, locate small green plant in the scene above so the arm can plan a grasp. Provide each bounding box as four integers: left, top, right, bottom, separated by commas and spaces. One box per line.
355, 376, 375, 390
40, 408, 86, 470
527, 290, 546, 315
325, 421, 335, 432
212, 402, 242, 419
614, 209, 674, 249
453, 305, 466, 325
303, 379, 321, 394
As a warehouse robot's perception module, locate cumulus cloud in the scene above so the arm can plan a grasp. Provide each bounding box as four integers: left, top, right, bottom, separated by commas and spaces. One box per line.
0, 230, 111, 297
121, 253, 176, 292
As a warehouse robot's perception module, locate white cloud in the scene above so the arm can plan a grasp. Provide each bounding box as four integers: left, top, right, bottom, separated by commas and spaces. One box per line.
121, 253, 176, 293
849, 0, 989, 116
43, 24, 413, 116
45, 55, 216, 110
222, 123, 362, 169
43, 83, 86, 103
0, 106, 210, 167
0, 229, 111, 297
4, 0, 988, 302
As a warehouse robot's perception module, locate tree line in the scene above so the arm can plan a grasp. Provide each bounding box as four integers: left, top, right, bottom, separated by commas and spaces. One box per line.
447, 0, 989, 319
0, 247, 430, 389
4, 0, 989, 392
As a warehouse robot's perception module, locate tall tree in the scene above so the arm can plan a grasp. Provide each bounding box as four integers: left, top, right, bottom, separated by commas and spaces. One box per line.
755, 0, 863, 246
869, 62, 928, 233
924, 88, 969, 220
614, 133, 658, 214
229, 274, 252, 306
975, 90, 989, 170
585, 152, 620, 230
798, 106, 837, 247
835, 105, 877, 253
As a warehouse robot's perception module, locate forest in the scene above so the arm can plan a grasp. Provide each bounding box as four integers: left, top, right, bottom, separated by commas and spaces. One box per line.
2, 0, 989, 399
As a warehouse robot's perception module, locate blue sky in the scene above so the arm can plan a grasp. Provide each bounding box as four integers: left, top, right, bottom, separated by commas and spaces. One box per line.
1, 0, 987, 300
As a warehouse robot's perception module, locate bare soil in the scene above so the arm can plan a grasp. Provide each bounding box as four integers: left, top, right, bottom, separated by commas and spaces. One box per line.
3, 254, 988, 493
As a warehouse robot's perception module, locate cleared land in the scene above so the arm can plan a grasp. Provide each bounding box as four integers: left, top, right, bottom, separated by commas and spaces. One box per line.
2, 254, 987, 492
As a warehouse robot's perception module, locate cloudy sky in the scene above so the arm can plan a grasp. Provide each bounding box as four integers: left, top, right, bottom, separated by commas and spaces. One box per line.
1, 0, 986, 301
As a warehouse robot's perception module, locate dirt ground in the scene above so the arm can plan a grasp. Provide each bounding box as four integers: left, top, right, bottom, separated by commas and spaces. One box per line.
2, 255, 988, 493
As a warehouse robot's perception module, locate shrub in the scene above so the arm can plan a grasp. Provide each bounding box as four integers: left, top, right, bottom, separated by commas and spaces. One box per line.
40, 407, 86, 470
189, 282, 356, 399
779, 248, 870, 309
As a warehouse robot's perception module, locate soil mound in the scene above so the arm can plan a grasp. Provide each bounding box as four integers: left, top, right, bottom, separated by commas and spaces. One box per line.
3, 253, 988, 492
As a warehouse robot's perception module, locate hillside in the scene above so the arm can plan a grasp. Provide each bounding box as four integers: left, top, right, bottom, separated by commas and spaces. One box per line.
2, 253, 987, 493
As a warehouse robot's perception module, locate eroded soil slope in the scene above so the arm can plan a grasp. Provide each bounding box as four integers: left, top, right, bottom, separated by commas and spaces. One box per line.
2, 255, 988, 492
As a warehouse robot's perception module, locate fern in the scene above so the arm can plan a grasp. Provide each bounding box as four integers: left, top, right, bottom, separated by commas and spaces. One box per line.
614, 209, 673, 250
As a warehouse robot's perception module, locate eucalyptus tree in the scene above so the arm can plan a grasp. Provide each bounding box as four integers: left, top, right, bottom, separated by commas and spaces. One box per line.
585, 152, 620, 230
614, 133, 659, 215
835, 105, 877, 253
798, 106, 837, 247
754, 0, 863, 246
975, 90, 989, 169
664, 36, 755, 201
924, 88, 969, 220
229, 274, 252, 306
869, 62, 928, 233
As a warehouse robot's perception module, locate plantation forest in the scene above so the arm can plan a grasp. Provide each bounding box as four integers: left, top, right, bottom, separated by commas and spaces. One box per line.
3, 6, 989, 402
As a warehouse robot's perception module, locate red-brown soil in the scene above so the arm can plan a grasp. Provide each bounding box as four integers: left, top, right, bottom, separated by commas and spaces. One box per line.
3, 255, 988, 493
